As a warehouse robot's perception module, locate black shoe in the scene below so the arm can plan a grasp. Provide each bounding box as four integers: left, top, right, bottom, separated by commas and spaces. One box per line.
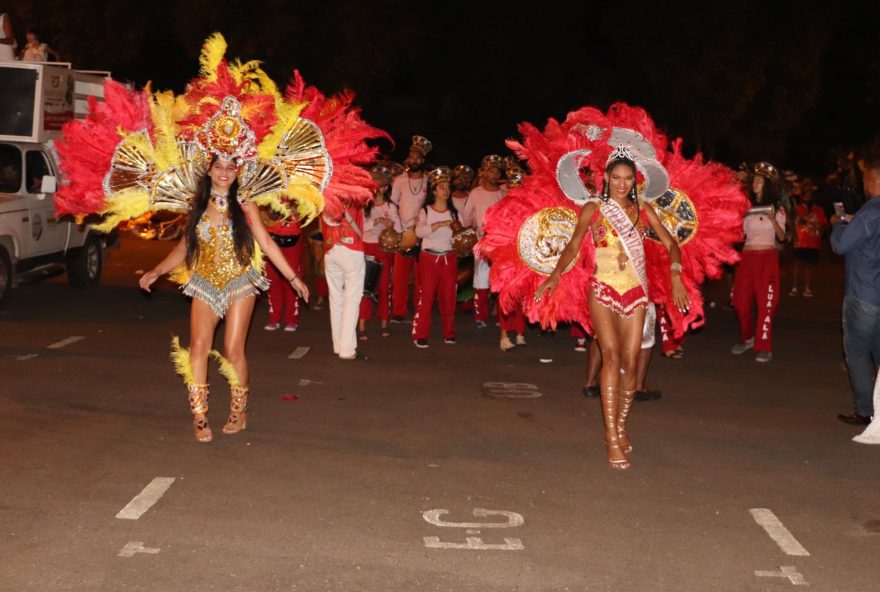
582, 386, 600, 398
390, 316, 406, 324
837, 412, 872, 426
414, 339, 429, 349
635, 389, 662, 401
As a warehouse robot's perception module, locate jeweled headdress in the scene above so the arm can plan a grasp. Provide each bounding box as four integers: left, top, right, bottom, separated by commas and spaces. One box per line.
411, 135, 433, 156
428, 166, 452, 186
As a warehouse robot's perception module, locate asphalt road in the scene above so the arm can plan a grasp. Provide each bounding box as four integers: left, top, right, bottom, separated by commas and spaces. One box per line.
1, 235, 878, 592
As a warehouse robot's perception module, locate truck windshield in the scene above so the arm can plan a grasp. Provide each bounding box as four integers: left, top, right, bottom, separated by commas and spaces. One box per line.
0, 144, 22, 193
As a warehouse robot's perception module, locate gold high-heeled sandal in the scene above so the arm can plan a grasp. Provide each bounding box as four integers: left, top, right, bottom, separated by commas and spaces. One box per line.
601, 385, 630, 469
187, 383, 212, 443
222, 385, 249, 435
618, 389, 636, 453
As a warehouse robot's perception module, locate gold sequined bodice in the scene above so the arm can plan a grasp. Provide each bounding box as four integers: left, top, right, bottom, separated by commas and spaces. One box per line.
191, 216, 251, 290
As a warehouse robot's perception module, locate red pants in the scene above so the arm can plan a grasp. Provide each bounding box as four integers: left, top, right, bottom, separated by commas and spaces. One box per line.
412, 252, 457, 340
474, 289, 491, 322
359, 243, 394, 322
657, 304, 684, 353
265, 240, 303, 325
392, 252, 420, 317
570, 323, 589, 339
499, 305, 525, 334
732, 249, 779, 352
316, 276, 329, 299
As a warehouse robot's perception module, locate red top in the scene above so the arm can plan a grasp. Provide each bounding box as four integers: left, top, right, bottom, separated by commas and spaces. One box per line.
266, 217, 302, 237
321, 205, 365, 253
794, 203, 827, 250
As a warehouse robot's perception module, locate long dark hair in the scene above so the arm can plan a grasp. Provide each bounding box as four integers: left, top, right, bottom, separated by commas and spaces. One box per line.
184, 158, 254, 268
423, 181, 458, 221
365, 183, 393, 217
747, 174, 781, 207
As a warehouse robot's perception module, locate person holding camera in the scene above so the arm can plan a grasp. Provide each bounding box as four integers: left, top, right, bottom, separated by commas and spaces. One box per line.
730, 163, 786, 363
832, 161, 880, 426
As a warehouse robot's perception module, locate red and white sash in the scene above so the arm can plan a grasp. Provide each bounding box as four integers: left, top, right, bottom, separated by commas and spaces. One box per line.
599, 199, 647, 293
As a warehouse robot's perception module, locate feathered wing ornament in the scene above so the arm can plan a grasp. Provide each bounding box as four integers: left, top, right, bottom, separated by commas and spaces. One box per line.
643, 139, 750, 335
477, 115, 597, 330
284, 70, 392, 221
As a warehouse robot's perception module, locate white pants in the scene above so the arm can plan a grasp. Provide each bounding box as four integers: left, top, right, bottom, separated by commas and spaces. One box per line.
325, 245, 365, 358
473, 257, 491, 290
641, 302, 656, 350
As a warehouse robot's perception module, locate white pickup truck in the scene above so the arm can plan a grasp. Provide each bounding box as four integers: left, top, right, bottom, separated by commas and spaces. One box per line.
0, 61, 109, 309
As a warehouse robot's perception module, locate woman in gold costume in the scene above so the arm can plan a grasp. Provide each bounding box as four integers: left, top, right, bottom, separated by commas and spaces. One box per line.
140, 157, 309, 442
535, 151, 689, 469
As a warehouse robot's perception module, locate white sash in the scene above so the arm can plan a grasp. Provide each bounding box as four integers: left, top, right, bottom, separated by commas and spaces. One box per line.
599, 199, 647, 294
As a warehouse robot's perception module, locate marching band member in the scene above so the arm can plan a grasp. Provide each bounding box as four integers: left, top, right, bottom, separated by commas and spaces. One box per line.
390, 135, 432, 322
412, 167, 459, 348
358, 166, 401, 339
461, 154, 507, 328
451, 164, 475, 212
731, 163, 786, 363
263, 212, 304, 331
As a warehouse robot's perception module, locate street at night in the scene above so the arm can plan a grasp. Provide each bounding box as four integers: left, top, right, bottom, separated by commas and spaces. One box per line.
1, 236, 877, 592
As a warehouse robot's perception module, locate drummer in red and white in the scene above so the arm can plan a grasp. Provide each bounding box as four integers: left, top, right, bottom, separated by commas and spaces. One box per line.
390, 135, 432, 323
461, 154, 507, 328
412, 167, 459, 348
358, 165, 401, 340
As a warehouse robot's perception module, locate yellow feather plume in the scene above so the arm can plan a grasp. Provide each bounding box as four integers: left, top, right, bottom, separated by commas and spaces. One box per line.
285, 179, 324, 226
209, 350, 242, 387
149, 90, 180, 169
167, 264, 190, 285
199, 32, 227, 82
93, 190, 150, 232
251, 241, 266, 274
257, 100, 305, 160
253, 193, 292, 219
170, 336, 196, 385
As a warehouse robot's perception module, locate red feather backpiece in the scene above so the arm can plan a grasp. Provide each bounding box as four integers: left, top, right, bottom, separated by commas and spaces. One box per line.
478, 103, 747, 338
54, 81, 151, 217
284, 71, 392, 220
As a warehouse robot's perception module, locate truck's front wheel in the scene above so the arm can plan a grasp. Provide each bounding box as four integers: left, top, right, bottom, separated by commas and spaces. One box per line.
0, 246, 12, 309
66, 235, 103, 288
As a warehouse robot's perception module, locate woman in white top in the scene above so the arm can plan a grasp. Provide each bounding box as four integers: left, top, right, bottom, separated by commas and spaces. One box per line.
358, 166, 401, 339
20, 27, 59, 62
731, 165, 786, 362
411, 166, 458, 348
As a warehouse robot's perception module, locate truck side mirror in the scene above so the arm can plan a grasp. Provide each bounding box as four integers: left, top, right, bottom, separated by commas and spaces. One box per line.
41, 175, 57, 194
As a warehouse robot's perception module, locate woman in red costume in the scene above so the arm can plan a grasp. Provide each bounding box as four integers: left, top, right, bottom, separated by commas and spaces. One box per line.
535, 149, 689, 469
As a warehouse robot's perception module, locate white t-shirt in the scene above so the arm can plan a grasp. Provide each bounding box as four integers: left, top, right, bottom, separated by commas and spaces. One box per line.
390, 173, 427, 229
415, 206, 455, 252
743, 207, 786, 249
461, 185, 506, 237
363, 202, 401, 244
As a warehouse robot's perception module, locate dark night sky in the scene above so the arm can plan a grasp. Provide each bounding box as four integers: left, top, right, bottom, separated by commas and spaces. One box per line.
6, 0, 880, 174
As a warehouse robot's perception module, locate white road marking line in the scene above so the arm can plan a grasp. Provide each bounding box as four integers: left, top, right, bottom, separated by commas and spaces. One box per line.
13, 354, 39, 361
118, 542, 161, 558
116, 477, 176, 520
423, 536, 524, 550
47, 336, 85, 350
482, 382, 542, 399
422, 508, 526, 551
750, 508, 811, 556
754, 566, 809, 586
288, 346, 310, 360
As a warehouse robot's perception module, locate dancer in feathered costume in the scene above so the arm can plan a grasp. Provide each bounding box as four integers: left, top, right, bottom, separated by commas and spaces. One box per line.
478, 103, 748, 469
53, 34, 380, 442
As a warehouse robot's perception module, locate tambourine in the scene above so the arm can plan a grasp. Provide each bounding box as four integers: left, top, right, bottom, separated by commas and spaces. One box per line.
451, 227, 478, 257
378, 227, 402, 253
